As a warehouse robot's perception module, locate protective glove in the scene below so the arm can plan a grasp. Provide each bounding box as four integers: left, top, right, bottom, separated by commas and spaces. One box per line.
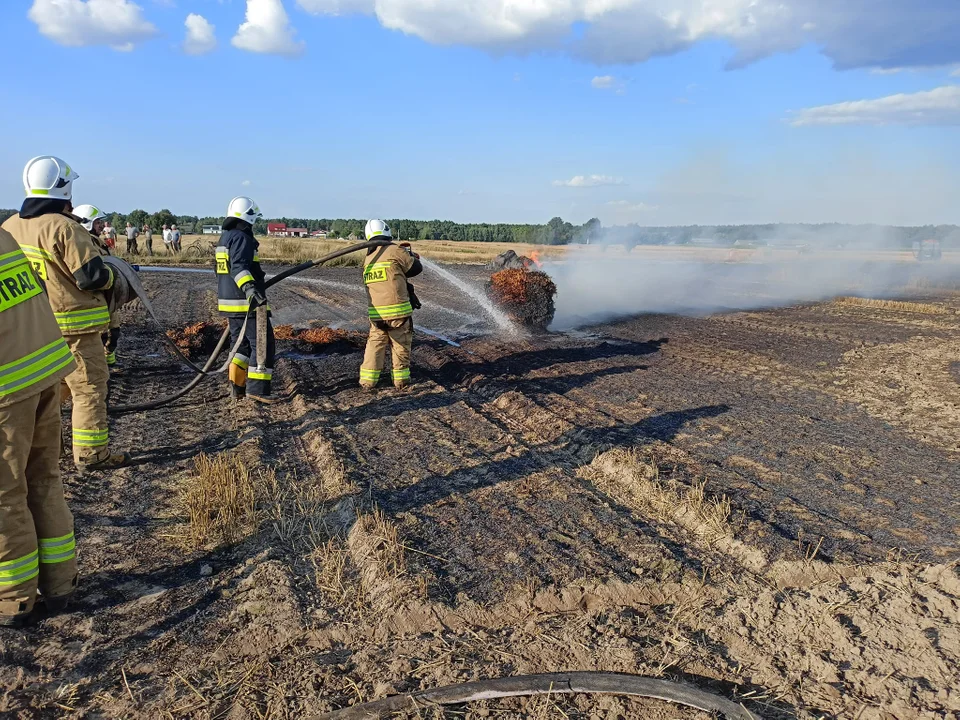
407, 282, 422, 310
245, 286, 268, 308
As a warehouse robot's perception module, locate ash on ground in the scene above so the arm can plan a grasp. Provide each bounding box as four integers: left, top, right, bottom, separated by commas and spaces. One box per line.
166, 321, 226, 358
275, 325, 365, 353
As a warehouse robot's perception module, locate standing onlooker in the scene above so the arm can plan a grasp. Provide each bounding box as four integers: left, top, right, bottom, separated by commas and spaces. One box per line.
142, 224, 153, 256
124, 222, 139, 255
162, 224, 172, 254
102, 220, 117, 249
170, 224, 182, 253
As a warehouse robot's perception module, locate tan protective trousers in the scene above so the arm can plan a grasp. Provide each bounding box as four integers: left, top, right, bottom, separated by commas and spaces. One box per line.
360, 318, 413, 388
61, 333, 111, 464
0, 386, 78, 619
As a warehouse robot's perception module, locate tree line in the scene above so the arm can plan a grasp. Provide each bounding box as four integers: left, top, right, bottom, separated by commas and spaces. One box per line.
0, 208, 955, 248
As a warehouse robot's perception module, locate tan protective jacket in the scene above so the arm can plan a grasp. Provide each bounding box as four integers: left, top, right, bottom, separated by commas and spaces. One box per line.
2, 213, 113, 335
363, 243, 416, 321
0, 227, 76, 409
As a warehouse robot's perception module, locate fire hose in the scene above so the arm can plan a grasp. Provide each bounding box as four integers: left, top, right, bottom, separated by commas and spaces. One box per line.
311, 672, 759, 720
107, 240, 391, 414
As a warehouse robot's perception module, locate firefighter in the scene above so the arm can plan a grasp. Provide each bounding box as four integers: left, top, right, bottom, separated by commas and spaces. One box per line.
2, 157, 130, 472
359, 220, 422, 391
216, 196, 274, 401
74, 205, 122, 368
0, 223, 79, 627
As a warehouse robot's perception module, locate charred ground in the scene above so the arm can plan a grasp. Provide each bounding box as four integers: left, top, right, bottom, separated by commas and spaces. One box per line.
0, 261, 958, 720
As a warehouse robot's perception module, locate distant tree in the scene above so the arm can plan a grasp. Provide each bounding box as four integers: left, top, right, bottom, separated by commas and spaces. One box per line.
0, 209, 17, 225
150, 209, 176, 230
128, 209, 148, 229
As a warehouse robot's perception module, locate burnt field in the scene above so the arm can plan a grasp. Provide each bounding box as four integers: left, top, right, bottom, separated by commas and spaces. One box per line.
1, 260, 958, 720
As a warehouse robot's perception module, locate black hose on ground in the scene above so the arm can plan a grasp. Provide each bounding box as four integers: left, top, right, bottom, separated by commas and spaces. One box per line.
109, 239, 390, 414
312, 672, 759, 720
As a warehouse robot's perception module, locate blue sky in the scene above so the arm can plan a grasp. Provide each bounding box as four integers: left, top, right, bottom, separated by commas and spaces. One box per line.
2, 0, 959, 226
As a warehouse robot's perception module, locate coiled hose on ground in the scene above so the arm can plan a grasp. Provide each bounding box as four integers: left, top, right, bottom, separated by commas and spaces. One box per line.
312, 672, 759, 720
108, 239, 390, 414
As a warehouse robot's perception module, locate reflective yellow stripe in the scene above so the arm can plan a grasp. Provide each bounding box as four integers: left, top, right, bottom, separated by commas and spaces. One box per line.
248, 369, 273, 381
231, 354, 249, 369
218, 299, 250, 312
0, 249, 29, 267
103, 266, 115, 290
215, 248, 229, 274
0, 258, 44, 313
360, 368, 381, 380
363, 262, 393, 285
54, 306, 110, 331
19, 245, 56, 262
235, 271, 254, 289
392, 368, 411, 380
0, 338, 74, 398
39, 532, 76, 564
105, 351, 117, 365
369, 302, 413, 320
0, 550, 39, 586
73, 428, 108, 447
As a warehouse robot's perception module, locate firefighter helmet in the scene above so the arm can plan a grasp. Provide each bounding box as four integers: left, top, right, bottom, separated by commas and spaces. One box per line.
73, 204, 109, 232
227, 196, 262, 226
365, 219, 391, 241
23, 156, 79, 201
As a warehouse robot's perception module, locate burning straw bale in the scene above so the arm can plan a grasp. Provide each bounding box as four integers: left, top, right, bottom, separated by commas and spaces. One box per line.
165, 321, 226, 358
486, 268, 557, 329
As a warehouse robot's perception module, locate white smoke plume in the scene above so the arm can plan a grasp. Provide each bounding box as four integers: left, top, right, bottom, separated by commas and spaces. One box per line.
544, 230, 959, 330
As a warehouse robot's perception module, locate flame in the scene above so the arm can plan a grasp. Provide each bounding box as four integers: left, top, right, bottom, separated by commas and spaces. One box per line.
529, 249, 543, 268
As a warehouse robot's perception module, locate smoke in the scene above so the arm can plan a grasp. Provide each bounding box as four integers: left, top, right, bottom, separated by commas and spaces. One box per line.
544, 233, 960, 331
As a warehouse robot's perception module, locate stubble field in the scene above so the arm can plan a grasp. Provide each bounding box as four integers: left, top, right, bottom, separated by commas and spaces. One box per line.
0, 253, 958, 720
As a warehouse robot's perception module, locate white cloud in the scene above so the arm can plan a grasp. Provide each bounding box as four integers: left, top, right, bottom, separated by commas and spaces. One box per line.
283, 0, 960, 70
952, 68, 960, 77
791, 86, 960, 127
242, 180, 252, 186
29, 0, 157, 50
591, 75, 615, 89
184, 13, 216, 55
232, 0, 304, 56
553, 175, 626, 188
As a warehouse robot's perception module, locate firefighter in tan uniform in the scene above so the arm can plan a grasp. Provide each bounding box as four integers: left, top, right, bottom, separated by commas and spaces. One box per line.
74, 205, 122, 368
0, 225, 79, 627
2, 156, 131, 473
359, 220, 422, 390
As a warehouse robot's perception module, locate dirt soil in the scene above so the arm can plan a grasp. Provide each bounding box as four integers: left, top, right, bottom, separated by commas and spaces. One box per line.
1, 263, 958, 720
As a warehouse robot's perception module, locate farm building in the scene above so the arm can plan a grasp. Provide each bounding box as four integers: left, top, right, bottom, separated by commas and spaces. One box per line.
267, 223, 310, 238
311, 230, 328, 238
202, 225, 222, 234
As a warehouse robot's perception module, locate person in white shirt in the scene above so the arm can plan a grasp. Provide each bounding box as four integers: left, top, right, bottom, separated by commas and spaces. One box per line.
162, 224, 172, 254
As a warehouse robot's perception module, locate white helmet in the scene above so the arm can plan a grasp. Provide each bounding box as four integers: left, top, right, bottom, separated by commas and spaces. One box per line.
73, 204, 109, 232
365, 219, 392, 241
227, 196, 262, 226
23, 156, 79, 201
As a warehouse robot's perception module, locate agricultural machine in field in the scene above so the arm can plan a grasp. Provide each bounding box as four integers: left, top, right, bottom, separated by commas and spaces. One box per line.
913, 239, 943, 262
